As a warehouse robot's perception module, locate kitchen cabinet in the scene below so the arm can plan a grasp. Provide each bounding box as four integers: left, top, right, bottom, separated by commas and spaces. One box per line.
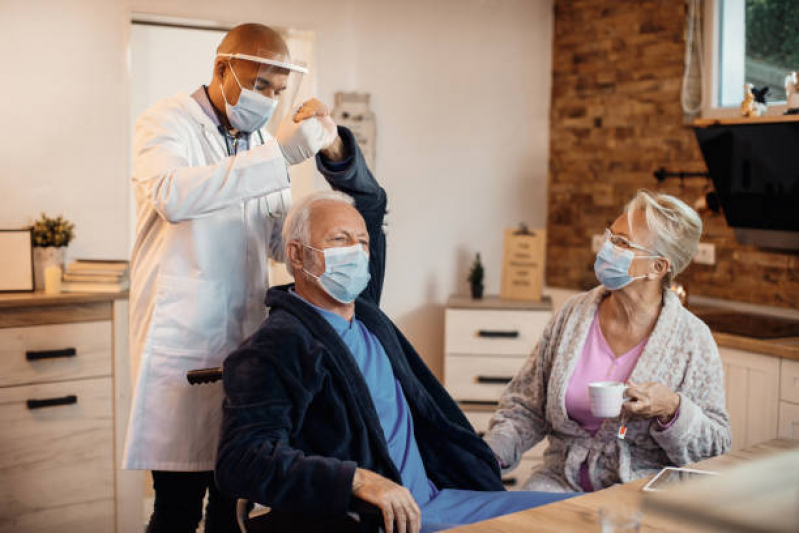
778, 359, 799, 440
718, 347, 781, 450
0, 293, 141, 533
444, 295, 552, 490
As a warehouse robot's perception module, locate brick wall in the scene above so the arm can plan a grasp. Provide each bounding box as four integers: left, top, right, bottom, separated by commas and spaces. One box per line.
546, 0, 798, 309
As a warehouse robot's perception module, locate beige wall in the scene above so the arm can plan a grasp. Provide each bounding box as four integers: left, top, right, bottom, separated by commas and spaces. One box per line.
0, 0, 554, 376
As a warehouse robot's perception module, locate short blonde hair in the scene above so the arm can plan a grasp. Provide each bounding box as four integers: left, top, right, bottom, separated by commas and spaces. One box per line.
625, 189, 702, 287
282, 190, 355, 277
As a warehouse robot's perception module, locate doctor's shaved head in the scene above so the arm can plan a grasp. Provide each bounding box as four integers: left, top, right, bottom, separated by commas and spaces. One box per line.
208, 23, 292, 123
217, 23, 289, 61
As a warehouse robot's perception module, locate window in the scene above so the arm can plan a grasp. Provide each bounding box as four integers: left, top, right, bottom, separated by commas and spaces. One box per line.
707, 0, 799, 111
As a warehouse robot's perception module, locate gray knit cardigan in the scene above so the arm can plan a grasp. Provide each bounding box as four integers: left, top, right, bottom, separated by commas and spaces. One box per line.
484, 286, 731, 492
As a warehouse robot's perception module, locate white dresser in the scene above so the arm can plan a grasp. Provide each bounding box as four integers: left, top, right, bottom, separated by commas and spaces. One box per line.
444, 295, 552, 490
0, 292, 142, 533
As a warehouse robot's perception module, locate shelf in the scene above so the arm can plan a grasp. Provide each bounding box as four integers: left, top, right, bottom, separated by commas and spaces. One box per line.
693, 114, 799, 127
0, 291, 128, 308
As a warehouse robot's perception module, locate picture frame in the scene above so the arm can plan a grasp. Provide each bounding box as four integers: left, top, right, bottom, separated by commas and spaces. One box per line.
0, 228, 35, 292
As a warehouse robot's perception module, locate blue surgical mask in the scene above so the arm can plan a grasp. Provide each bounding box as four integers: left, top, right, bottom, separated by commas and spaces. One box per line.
303, 244, 371, 304
594, 240, 658, 290
220, 64, 277, 132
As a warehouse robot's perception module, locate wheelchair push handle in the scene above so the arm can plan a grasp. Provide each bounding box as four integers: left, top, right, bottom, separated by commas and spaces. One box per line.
187, 367, 223, 385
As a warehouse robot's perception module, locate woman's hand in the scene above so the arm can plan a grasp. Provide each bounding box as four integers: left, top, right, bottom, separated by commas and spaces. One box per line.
623, 381, 680, 424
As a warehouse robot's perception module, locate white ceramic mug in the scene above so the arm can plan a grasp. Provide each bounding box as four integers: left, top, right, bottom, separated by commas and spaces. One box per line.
589, 381, 628, 418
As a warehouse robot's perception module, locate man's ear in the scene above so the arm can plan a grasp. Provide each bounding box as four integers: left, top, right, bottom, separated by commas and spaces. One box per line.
214, 59, 227, 81
287, 241, 304, 274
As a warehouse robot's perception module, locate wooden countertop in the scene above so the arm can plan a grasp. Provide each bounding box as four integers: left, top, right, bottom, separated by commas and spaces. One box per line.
0, 291, 128, 308
448, 438, 799, 533
688, 304, 799, 362
712, 330, 799, 362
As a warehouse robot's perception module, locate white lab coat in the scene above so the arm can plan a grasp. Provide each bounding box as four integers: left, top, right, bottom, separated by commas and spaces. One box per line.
123, 92, 289, 471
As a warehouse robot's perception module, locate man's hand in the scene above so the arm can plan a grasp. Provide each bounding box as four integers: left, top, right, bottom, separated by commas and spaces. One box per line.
352, 468, 421, 533
294, 99, 343, 158
623, 381, 681, 424
294, 98, 329, 123
275, 113, 337, 166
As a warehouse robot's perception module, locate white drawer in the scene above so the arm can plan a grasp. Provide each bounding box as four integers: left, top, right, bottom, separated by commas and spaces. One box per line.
780, 359, 799, 405
445, 309, 550, 356
0, 377, 114, 530
445, 355, 526, 401
778, 401, 799, 440
0, 321, 112, 387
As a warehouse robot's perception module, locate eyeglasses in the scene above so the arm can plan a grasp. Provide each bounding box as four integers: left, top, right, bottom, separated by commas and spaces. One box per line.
603, 228, 659, 256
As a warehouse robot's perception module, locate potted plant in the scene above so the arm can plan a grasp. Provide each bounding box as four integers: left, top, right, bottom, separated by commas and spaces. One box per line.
31, 213, 75, 291
467, 253, 484, 299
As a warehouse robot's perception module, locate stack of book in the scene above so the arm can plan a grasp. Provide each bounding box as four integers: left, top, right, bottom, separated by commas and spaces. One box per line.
61, 259, 130, 293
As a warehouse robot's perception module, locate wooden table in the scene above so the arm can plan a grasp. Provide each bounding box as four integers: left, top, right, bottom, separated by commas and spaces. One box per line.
446, 439, 799, 532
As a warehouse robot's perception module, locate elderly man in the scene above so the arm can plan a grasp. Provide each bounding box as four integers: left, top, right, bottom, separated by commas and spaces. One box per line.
124, 22, 349, 531
216, 138, 572, 533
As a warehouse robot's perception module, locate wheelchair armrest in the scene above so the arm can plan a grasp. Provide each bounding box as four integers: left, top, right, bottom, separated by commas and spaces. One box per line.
239, 496, 392, 533
347, 497, 386, 529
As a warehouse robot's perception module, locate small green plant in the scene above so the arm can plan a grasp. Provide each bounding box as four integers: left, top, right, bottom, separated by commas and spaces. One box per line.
467, 253, 484, 299
32, 213, 75, 247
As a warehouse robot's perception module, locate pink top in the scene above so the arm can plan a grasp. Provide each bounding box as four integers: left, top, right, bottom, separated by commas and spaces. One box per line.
565, 311, 648, 434
565, 311, 647, 492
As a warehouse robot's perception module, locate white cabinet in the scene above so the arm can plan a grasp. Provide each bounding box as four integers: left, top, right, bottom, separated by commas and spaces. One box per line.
778, 359, 799, 440
444, 295, 552, 490
718, 347, 781, 450
0, 294, 141, 533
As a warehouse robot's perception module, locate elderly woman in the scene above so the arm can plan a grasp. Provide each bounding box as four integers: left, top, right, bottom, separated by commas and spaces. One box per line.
485, 190, 731, 492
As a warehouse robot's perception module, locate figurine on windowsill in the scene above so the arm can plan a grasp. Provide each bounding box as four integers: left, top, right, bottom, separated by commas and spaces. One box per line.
741, 83, 769, 117
785, 72, 799, 115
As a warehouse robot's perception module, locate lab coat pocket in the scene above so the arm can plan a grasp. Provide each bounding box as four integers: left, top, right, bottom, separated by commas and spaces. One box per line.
150, 274, 228, 356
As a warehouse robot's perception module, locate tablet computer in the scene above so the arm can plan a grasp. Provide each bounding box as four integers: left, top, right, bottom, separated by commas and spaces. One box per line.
642, 467, 719, 492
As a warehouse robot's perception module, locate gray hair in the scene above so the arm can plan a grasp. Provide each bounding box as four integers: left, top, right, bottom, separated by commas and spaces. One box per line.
282, 190, 356, 277
624, 189, 702, 288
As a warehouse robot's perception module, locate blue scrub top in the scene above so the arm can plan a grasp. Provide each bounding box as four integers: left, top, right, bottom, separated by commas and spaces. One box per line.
290, 291, 574, 532
290, 291, 438, 505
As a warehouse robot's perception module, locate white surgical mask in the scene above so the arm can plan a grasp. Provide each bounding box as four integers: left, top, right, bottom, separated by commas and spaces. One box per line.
220, 63, 277, 132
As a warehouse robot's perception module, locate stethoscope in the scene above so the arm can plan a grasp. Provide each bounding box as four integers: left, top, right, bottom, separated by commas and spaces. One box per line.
222, 128, 265, 156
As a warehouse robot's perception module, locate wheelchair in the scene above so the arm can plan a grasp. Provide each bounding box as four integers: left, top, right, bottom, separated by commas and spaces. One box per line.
187, 368, 387, 533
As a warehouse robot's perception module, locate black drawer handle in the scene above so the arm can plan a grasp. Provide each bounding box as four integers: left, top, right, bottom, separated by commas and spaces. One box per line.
26, 348, 77, 361
476, 376, 513, 385
478, 330, 519, 338
27, 395, 78, 410
502, 477, 518, 487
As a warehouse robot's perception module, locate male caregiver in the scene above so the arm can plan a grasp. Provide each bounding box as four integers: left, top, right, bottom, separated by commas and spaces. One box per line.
124, 22, 349, 531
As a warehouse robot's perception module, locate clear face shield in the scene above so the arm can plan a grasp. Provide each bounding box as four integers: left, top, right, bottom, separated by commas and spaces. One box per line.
217, 49, 307, 134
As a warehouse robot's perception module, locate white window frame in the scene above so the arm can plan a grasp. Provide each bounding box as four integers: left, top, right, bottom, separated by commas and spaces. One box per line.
701, 0, 788, 118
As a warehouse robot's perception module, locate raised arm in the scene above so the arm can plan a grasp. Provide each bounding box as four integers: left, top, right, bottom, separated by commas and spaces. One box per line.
315, 126, 386, 306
